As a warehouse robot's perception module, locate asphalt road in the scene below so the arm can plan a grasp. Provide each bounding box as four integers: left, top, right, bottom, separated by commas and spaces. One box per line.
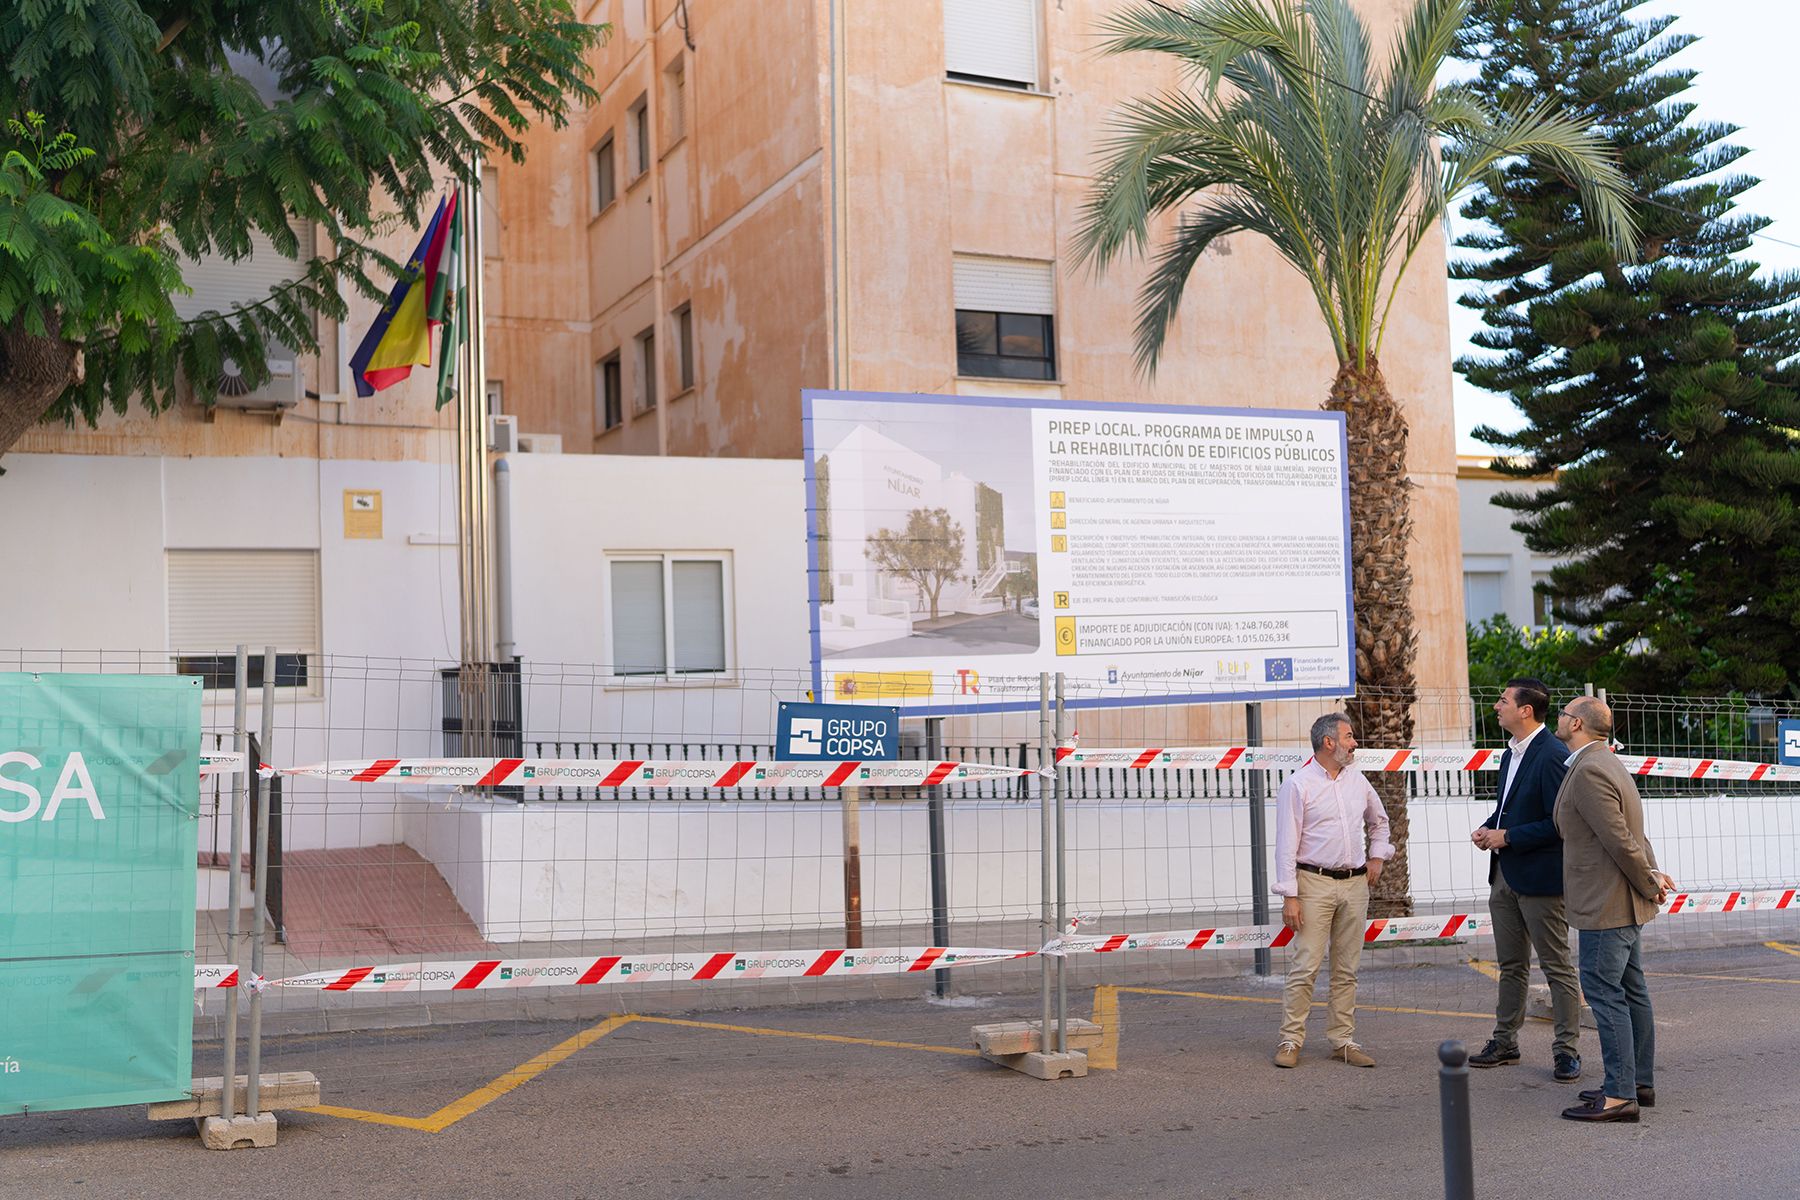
5, 942, 1799, 1199
826, 610, 1041, 659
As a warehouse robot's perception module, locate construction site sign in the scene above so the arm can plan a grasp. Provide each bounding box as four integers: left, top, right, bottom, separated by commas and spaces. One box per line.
0, 674, 202, 1114
803, 390, 1353, 714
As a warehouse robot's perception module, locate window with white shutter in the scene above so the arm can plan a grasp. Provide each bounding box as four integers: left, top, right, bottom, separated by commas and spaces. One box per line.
944, 0, 1040, 90
606, 553, 734, 679
953, 256, 1057, 380
167, 549, 321, 690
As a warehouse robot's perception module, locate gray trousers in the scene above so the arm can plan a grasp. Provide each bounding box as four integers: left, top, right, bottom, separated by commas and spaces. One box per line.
1489, 876, 1582, 1057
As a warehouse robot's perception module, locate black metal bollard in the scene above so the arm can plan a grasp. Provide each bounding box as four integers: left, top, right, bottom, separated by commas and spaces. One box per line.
1439, 1040, 1475, 1200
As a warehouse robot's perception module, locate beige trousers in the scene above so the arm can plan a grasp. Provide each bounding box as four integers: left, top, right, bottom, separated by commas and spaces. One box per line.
1278, 871, 1369, 1047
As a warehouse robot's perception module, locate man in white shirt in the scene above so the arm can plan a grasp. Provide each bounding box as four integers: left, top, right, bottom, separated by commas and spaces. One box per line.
1272, 713, 1393, 1069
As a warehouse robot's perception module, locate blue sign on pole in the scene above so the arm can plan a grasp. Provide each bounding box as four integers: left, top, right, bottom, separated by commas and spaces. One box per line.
777, 701, 901, 761
1779, 719, 1800, 766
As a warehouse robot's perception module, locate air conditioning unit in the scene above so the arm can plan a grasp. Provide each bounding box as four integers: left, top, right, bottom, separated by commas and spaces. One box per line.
208, 349, 303, 411
488, 414, 519, 452
517, 432, 563, 454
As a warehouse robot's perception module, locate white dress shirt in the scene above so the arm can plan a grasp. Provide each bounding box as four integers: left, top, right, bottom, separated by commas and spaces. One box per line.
1273, 758, 1395, 897
1497, 722, 1545, 819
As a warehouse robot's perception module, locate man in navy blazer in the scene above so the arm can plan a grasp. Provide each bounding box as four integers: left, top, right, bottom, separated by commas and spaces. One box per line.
1466, 678, 1583, 1081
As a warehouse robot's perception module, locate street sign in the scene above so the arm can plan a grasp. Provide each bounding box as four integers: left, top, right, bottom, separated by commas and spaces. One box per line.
1780, 719, 1800, 766
776, 701, 901, 761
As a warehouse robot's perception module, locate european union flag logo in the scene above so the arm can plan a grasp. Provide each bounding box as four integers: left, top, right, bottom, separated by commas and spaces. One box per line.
1265, 657, 1294, 682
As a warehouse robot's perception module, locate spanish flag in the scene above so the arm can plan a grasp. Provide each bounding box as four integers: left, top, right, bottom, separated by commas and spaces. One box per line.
350, 189, 461, 397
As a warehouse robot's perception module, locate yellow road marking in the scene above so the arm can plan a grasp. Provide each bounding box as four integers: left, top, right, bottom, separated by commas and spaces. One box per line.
298, 1012, 974, 1133
1117, 984, 1492, 1020
1647, 970, 1800, 985
629, 1014, 978, 1056
1089, 985, 1119, 1070
1467, 959, 1501, 983
1766, 941, 1800, 960
299, 1014, 637, 1133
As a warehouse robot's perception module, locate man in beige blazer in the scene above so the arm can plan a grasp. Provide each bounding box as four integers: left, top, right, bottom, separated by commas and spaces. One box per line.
1552, 696, 1675, 1124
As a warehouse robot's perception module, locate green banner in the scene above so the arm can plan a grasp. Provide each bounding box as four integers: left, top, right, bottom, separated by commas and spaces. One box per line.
0, 674, 201, 1114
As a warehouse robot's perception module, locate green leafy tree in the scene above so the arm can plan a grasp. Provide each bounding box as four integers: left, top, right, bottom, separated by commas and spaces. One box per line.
866, 507, 966, 622
999, 554, 1039, 612
0, 0, 603, 458
1076, 0, 1636, 912
1455, 0, 1800, 695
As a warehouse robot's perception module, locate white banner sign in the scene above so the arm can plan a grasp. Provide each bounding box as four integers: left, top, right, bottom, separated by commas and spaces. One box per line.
803, 390, 1353, 713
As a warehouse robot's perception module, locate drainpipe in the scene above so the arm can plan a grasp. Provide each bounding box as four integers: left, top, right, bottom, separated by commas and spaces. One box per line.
493, 456, 515, 663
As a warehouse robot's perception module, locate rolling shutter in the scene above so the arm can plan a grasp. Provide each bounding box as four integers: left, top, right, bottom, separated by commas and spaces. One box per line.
954, 256, 1055, 315
169, 222, 315, 323
167, 550, 320, 653
944, 0, 1040, 87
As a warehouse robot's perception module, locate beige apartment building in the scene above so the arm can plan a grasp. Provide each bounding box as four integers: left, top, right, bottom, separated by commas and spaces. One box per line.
484, 0, 1468, 695
9, 0, 1469, 713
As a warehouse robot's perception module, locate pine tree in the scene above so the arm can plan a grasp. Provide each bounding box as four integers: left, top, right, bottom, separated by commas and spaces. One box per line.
1455, 0, 1800, 695
0, 1, 604, 458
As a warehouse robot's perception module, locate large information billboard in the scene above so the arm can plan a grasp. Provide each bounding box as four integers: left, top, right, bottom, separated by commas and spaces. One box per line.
803, 390, 1353, 714
0, 674, 201, 1114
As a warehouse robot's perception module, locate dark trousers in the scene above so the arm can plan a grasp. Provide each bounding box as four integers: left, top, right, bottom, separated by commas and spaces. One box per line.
1578, 925, 1655, 1100
1488, 877, 1581, 1057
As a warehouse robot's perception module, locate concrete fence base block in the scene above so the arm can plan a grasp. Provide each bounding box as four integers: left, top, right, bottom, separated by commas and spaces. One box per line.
984, 1049, 1089, 1080
971, 1020, 1097, 1079
196, 1112, 279, 1150
971, 1018, 1103, 1058
148, 1072, 321, 1121
1526, 985, 1598, 1030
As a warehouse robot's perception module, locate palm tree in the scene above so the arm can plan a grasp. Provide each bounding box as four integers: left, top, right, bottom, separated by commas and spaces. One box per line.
1077, 0, 1636, 913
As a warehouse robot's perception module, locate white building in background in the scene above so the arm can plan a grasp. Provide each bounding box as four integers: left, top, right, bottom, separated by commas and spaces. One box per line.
1457, 455, 1566, 629
817, 424, 1005, 652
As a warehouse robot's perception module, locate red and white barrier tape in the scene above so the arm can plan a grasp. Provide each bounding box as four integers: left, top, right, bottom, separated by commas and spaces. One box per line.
192, 887, 1796, 989
270, 946, 1032, 992
275, 757, 1031, 788
1055, 744, 1800, 782
1041, 887, 1800, 957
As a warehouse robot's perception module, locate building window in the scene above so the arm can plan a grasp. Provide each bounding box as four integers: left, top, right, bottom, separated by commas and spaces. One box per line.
955, 310, 1054, 380
591, 133, 616, 212
597, 353, 622, 431
1463, 571, 1505, 625
636, 328, 657, 411
665, 57, 687, 144
953, 256, 1056, 379
673, 303, 694, 391
629, 94, 650, 177
167, 549, 320, 691
1532, 571, 1557, 626
944, 0, 1040, 90
479, 166, 500, 256
607, 554, 732, 677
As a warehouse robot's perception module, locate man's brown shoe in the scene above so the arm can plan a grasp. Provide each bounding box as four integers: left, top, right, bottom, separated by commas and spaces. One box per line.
1562, 1096, 1639, 1123
1332, 1043, 1376, 1067
1273, 1041, 1301, 1068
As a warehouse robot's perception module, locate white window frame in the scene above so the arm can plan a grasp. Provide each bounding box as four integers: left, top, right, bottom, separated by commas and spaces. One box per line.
602, 552, 736, 683
665, 56, 687, 145
166, 548, 323, 697
943, 0, 1042, 91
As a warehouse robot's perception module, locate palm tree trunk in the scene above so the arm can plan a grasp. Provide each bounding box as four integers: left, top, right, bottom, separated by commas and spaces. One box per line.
1327, 357, 1418, 917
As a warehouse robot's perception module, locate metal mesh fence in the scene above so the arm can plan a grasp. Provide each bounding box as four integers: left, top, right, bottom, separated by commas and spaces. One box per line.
5, 649, 1797, 1096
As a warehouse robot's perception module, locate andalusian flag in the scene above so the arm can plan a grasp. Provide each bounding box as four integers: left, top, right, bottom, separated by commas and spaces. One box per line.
431, 192, 465, 411
350, 188, 461, 397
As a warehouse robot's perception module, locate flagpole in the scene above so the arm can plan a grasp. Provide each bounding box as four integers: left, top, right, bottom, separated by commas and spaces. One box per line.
455, 163, 495, 757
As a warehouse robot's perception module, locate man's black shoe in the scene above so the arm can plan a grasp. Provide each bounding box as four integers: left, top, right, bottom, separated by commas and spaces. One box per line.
1562, 1095, 1639, 1123
1553, 1053, 1582, 1082
1467, 1040, 1520, 1068
1580, 1085, 1654, 1108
